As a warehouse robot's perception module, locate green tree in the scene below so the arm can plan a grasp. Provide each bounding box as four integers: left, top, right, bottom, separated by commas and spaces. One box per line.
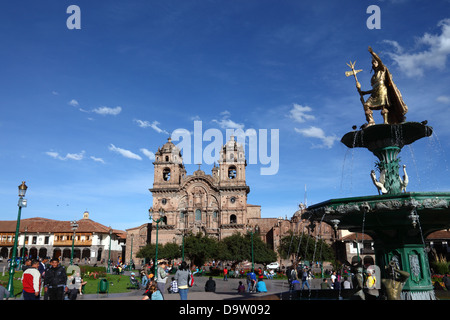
136, 242, 181, 263
218, 232, 277, 265
278, 231, 334, 263
183, 232, 218, 267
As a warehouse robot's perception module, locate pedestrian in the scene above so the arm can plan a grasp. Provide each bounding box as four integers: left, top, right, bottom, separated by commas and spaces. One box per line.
343, 276, 352, 289
330, 271, 337, 289
174, 261, 190, 300
256, 279, 267, 293
292, 279, 301, 298
320, 278, 330, 289
44, 257, 67, 300
287, 264, 298, 290
365, 269, 379, 299
21, 259, 41, 300
74, 272, 87, 295
301, 267, 310, 290
0, 284, 10, 300
156, 261, 168, 299
22, 258, 32, 271
246, 269, 257, 292
142, 284, 164, 300
237, 281, 245, 293
223, 267, 228, 281
443, 274, 450, 291
205, 276, 216, 292
168, 277, 178, 294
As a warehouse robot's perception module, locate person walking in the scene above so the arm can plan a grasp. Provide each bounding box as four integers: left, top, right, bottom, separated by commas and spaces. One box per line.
156, 261, 168, 299
44, 258, 67, 300
174, 261, 190, 300
223, 267, 228, 281
301, 267, 310, 290
21, 260, 41, 300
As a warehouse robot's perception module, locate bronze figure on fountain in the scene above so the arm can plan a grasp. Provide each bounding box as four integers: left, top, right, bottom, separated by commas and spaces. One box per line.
346, 46, 408, 128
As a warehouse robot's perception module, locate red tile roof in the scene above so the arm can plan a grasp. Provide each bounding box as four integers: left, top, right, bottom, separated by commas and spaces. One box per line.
0, 217, 124, 235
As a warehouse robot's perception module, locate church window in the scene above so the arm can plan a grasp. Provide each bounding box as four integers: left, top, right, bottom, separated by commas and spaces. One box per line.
213, 211, 218, 218
228, 166, 237, 179
163, 168, 171, 181
165, 156, 169, 161
230, 197, 236, 204
230, 214, 237, 224
195, 209, 202, 221
162, 198, 167, 205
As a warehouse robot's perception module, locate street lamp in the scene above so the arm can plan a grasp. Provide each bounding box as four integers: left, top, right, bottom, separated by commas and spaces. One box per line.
107, 228, 112, 273
246, 225, 256, 271
129, 234, 134, 271
149, 207, 164, 280
70, 220, 79, 265
7, 181, 28, 298
19, 226, 28, 270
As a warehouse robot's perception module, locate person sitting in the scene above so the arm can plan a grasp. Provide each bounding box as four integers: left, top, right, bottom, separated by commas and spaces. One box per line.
256, 279, 267, 293
168, 277, 178, 294
129, 272, 140, 289
205, 276, 216, 292
237, 281, 245, 293
142, 284, 164, 300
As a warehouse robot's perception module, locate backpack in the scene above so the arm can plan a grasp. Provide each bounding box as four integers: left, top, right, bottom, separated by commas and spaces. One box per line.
188, 271, 194, 287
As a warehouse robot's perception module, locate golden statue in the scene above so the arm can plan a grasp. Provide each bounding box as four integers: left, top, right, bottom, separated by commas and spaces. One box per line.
381, 260, 410, 300
346, 47, 408, 127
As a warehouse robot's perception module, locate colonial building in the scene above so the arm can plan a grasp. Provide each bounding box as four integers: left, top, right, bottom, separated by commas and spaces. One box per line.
148, 136, 261, 245
0, 211, 125, 264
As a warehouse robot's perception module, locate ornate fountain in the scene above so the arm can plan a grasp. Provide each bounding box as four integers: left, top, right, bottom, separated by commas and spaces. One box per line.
302, 47, 450, 300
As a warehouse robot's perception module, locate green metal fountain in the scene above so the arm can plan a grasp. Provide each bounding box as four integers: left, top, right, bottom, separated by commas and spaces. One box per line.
302, 48, 450, 300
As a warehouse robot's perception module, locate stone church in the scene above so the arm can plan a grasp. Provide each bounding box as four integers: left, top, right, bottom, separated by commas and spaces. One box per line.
148, 136, 262, 245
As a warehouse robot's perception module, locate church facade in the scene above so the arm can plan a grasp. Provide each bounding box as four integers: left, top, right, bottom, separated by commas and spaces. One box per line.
148, 136, 261, 245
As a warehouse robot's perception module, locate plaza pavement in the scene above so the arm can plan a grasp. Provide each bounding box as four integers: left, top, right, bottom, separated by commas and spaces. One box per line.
79, 274, 324, 300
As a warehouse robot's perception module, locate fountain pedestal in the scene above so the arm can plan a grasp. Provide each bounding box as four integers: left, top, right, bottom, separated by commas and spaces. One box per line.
304, 122, 450, 300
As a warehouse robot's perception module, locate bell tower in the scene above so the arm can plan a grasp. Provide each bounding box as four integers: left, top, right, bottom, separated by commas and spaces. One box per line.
152, 137, 186, 187
218, 135, 247, 184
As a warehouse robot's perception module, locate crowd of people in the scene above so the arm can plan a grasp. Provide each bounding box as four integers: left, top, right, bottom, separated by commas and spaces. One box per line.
0, 257, 88, 300
138, 261, 273, 301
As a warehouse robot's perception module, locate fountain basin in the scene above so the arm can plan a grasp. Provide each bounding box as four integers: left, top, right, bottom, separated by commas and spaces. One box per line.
303, 192, 450, 299
341, 122, 433, 151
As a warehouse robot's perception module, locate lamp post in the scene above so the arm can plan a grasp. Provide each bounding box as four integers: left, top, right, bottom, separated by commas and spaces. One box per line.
246, 225, 255, 271
70, 220, 79, 265
149, 207, 164, 280
129, 234, 134, 271
19, 227, 28, 270
107, 228, 112, 273
7, 181, 28, 298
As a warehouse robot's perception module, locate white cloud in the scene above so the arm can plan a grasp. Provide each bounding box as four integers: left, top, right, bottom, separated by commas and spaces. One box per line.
294, 126, 339, 149
385, 19, 450, 77
289, 103, 315, 123
90, 156, 105, 164
108, 144, 142, 160
134, 119, 169, 134
92, 106, 122, 116
46, 150, 85, 161
68, 99, 79, 107
436, 95, 450, 104
212, 111, 245, 130
140, 148, 156, 160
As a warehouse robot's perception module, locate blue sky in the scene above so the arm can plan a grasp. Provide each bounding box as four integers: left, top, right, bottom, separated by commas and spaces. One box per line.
1, 0, 450, 231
